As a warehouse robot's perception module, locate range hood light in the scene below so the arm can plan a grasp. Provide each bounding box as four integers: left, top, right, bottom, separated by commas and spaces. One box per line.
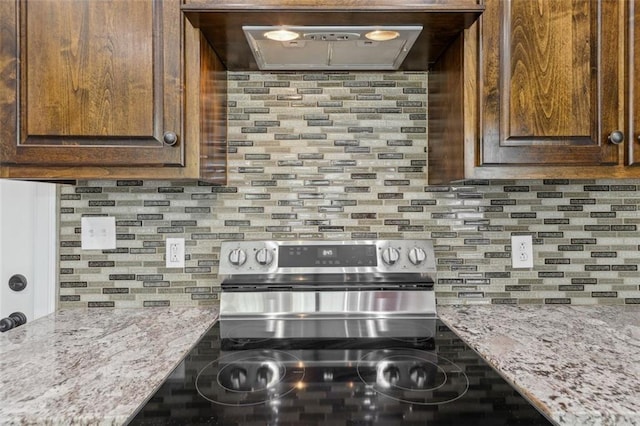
365, 30, 400, 42
243, 25, 422, 70
264, 29, 300, 42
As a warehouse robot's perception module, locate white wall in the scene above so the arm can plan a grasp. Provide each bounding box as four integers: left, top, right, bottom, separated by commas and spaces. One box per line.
0, 180, 57, 322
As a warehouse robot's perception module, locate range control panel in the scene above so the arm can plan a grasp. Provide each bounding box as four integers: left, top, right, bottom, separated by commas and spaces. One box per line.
280, 244, 377, 268
218, 239, 436, 276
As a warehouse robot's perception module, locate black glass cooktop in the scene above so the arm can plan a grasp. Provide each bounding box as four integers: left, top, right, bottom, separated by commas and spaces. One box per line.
129, 320, 552, 426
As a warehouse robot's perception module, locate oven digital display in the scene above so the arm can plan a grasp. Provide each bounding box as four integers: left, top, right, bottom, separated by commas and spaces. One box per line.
318, 248, 336, 259
279, 245, 377, 267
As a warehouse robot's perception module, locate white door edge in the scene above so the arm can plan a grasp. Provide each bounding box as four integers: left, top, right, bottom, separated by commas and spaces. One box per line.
33, 183, 57, 318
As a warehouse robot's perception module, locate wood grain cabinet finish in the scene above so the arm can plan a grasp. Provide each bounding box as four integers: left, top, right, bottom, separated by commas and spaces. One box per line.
0, 0, 227, 182
481, 0, 621, 167
430, 0, 636, 182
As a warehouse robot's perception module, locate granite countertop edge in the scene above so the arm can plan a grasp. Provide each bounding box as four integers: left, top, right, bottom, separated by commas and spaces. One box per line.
0, 306, 219, 426
437, 304, 640, 426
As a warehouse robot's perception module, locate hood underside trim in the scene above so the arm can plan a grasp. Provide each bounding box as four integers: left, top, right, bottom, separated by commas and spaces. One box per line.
183, 3, 484, 71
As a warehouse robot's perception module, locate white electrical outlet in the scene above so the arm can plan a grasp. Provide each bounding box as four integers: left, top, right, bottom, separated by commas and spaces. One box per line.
166, 238, 185, 268
81, 216, 116, 250
511, 235, 533, 268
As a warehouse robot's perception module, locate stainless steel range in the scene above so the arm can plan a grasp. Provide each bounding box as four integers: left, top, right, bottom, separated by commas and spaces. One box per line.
218, 239, 437, 340
130, 240, 552, 425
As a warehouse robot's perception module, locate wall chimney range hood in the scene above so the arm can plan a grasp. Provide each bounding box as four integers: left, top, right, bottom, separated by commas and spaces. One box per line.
182, 1, 484, 71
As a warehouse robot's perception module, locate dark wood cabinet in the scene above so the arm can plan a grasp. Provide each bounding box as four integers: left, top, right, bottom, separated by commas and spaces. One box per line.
480, 0, 622, 168
429, 0, 636, 182
631, 0, 640, 166
0, 0, 226, 182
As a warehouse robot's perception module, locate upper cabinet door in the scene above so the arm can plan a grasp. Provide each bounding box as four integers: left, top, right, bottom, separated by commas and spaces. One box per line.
479, 0, 622, 166
1, 0, 183, 168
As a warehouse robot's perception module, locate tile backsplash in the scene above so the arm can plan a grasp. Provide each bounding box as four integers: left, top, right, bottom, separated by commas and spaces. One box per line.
57, 72, 640, 308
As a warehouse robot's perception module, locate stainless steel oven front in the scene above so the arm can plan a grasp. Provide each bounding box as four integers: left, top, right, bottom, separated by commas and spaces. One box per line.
218, 239, 437, 339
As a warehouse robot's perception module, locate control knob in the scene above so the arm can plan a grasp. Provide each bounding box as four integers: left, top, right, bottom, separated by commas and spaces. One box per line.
255, 247, 274, 266
408, 247, 427, 265
228, 248, 247, 266
381, 247, 400, 266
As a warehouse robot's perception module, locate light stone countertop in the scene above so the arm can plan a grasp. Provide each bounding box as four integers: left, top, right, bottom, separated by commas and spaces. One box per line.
1, 305, 638, 425
0, 306, 218, 426
437, 304, 640, 426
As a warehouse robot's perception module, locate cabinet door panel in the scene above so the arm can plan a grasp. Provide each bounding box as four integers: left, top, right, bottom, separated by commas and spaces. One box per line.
3, 0, 182, 167
480, 0, 621, 166
26, 1, 153, 137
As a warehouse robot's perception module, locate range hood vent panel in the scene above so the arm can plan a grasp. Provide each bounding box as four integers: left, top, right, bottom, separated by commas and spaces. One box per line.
330, 39, 411, 69
182, 3, 485, 71
244, 26, 421, 71
252, 39, 331, 68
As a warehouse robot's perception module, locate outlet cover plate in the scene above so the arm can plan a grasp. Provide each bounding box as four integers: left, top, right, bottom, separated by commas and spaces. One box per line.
166, 238, 185, 268
511, 235, 533, 268
81, 216, 116, 250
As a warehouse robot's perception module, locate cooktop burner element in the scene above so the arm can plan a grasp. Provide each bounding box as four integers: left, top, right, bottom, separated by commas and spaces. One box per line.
196, 345, 469, 408
195, 349, 304, 406
357, 348, 469, 405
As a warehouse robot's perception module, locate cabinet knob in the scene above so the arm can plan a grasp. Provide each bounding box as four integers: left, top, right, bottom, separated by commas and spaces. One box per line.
162, 131, 178, 146
608, 131, 624, 145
